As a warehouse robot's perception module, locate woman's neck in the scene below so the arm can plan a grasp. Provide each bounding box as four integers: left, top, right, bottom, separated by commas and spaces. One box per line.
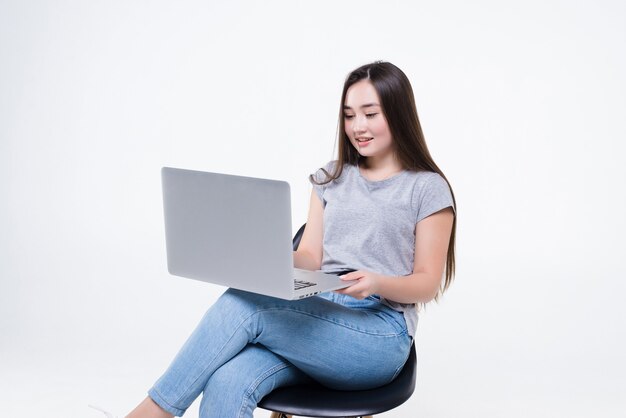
359, 155, 404, 181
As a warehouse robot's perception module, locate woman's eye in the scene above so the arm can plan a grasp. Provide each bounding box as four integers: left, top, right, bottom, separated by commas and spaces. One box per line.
366, 113, 378, 118
344, 114, 355, 120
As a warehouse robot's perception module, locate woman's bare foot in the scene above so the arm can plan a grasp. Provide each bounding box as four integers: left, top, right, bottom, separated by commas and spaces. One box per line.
126, 397, 173, 418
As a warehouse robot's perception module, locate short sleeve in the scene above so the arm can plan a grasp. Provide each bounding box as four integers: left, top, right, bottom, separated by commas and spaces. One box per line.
412, 172, 455, 224
309, 161, 337, 204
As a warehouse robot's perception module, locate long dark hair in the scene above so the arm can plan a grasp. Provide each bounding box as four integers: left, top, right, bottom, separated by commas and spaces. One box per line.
313, 61, 457, 297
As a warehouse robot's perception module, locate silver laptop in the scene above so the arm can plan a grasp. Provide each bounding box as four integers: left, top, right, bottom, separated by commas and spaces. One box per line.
161, 167, 356, 300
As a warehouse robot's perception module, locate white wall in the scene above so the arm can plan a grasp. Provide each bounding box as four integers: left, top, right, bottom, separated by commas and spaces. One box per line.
1, 1, 624, 417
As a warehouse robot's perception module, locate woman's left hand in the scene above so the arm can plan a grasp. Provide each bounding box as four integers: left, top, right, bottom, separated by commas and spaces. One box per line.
335, 270, 382, 299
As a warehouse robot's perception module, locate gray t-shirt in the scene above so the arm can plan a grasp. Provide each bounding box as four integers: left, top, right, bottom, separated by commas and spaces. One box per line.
310, 161, 454, 337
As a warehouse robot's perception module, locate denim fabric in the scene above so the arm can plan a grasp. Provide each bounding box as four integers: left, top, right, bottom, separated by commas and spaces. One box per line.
149, 288, 412, 417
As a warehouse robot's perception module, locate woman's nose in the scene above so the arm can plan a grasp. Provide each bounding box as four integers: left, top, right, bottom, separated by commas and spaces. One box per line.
352, 115, 367, 133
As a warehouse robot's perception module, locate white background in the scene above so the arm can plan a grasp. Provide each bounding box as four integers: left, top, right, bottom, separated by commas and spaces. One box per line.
1, 1, 625, 417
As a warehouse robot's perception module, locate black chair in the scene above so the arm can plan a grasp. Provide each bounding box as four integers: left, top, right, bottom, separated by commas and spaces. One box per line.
258, 224, 417, 418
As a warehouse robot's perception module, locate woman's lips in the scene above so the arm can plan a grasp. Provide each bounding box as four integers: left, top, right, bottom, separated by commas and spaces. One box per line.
355, 137, 373, 146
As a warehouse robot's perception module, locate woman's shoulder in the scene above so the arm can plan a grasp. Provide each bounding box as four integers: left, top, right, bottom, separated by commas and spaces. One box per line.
321, 160, 339, 172
407, 170, 454, 220
405, 170, 452, 203
406, 170, 448, 188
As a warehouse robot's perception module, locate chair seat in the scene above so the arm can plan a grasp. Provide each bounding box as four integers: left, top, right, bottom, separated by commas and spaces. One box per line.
258, 343, 417, 417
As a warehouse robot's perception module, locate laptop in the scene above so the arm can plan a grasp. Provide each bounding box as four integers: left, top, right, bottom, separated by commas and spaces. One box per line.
161, 167, 356, 300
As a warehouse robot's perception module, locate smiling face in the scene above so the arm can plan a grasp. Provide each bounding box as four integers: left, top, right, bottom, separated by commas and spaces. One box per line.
343, 79, 395, 164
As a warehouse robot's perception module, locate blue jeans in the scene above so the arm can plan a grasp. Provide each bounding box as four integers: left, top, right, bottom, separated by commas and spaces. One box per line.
148, 288, 412, 418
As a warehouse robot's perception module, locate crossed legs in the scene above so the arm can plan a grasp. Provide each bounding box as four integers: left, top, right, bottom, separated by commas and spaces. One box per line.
127, 289, 410, 417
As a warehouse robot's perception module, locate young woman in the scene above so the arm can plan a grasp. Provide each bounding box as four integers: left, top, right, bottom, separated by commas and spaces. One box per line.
125, 61, 456, 418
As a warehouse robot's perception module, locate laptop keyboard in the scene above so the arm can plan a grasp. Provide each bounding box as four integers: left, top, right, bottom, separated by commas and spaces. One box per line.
294, 280, 317, 290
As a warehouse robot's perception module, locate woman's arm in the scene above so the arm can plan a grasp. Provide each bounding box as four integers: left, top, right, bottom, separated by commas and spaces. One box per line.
293, 190, 324, 271
337, 207, 454, 304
